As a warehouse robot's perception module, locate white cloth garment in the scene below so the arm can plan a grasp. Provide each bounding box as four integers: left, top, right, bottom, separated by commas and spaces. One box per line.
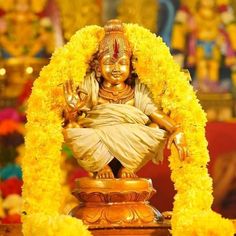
64, 73, 166, 172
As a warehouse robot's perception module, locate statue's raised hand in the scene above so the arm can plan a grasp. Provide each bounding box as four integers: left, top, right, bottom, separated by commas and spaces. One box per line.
63, 79, 88, 112
63, 79, 89, 126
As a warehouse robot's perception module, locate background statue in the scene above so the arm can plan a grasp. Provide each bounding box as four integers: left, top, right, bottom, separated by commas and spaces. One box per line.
63, 19, 187, 179
171, 0, 236, 92
0, 0, 54, 59
0, 0, 54, 102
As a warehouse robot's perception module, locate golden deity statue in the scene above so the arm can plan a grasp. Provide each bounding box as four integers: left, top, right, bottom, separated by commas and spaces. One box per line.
62, 20, 188, 230
0, 0, 54, 102
172, 0, 236, 92
63, 20, 187, 180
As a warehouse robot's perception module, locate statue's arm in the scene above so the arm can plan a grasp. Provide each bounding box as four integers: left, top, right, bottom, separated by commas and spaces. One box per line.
149, 111, 188, 160
149, 111, 177, 133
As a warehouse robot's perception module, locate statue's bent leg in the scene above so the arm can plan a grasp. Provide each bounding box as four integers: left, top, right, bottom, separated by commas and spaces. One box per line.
148, 122, 159, 129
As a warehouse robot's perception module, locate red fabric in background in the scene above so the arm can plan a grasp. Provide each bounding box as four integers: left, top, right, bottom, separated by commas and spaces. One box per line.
206, 122, 236, 175
137, 122, 236, 212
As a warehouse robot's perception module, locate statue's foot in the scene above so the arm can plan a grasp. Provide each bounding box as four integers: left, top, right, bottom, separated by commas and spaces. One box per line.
96, 165, 114, 179
118, 167, 137, 178
162, 211, 172, 220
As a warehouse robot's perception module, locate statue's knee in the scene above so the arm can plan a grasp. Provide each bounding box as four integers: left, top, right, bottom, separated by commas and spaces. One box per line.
148, 122, 159, 128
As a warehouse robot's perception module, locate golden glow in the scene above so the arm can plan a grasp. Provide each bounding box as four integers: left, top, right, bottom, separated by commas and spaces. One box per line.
25, 66, 33, 74
0, 68, 6, 76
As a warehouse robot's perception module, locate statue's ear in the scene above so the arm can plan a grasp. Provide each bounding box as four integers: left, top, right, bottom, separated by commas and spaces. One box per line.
96, 64, 101, 73
131, 55, 138, 72
94, 60, 102, 80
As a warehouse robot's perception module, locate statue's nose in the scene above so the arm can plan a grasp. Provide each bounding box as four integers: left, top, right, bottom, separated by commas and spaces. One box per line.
113, 62, 120, 71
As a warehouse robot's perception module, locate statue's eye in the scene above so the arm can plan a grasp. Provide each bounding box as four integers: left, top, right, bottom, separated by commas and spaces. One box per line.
103, 59, 115, 65
120, 59, 128, 65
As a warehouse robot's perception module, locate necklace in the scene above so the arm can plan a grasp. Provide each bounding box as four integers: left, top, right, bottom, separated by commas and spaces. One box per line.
99, 83, 134, 104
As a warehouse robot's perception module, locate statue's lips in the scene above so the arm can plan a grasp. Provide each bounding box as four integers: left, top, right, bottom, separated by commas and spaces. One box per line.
111, 73, 121, 78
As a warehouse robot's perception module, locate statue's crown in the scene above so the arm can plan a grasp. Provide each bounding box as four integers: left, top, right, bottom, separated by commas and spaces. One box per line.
98, 19, 131, 59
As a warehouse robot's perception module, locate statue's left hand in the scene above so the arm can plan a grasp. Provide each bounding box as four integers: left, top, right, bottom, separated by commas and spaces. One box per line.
167, 128, 188, 161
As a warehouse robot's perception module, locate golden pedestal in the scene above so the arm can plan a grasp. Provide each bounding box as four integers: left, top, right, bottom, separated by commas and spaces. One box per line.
71, 177, 171, 235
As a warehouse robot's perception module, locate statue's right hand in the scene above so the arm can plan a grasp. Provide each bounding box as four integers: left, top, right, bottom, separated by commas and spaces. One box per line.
63, 79, 88, 112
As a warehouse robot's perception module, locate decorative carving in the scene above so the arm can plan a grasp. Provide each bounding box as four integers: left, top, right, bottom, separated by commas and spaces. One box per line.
70, 178, 164, 228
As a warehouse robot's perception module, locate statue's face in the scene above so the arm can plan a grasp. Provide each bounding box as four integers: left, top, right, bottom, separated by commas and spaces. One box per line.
99, 54, 130, 85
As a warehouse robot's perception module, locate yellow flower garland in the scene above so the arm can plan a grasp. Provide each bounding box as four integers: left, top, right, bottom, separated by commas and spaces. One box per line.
22, 24, 235, 235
